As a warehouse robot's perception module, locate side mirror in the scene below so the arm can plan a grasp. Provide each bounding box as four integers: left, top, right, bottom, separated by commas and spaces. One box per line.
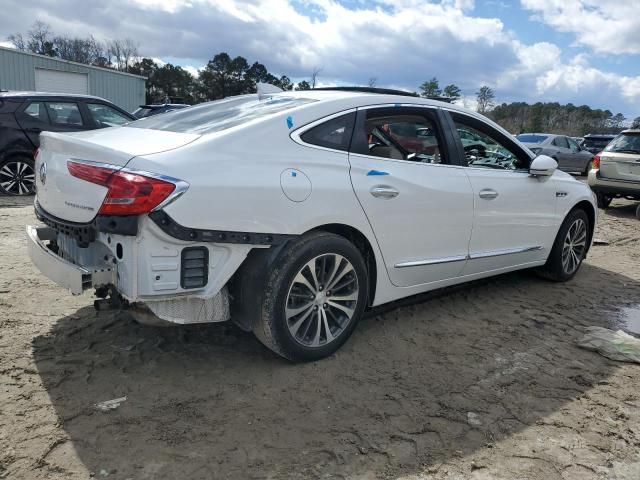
530, 155, 557, 177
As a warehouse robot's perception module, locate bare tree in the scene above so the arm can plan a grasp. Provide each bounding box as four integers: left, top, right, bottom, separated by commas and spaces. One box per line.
368, 77, 377, 87
7, 32, 26, 50
27, 21, 55, 56
108, 38, 139, 72
310, 67, 322, 88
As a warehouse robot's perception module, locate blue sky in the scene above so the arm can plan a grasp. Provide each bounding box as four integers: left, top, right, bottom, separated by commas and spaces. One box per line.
2, 0, 639, 117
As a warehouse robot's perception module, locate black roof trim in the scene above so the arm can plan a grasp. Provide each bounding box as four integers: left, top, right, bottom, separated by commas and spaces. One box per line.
310, 87, 454, 103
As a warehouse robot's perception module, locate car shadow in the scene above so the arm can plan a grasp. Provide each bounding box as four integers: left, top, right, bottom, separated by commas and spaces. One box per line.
32, 263, 639, 479
0, 194, 34, 208
602, 200, 639, 219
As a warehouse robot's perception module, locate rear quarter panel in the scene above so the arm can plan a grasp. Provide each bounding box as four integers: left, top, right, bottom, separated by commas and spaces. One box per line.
126, 105, 394, 305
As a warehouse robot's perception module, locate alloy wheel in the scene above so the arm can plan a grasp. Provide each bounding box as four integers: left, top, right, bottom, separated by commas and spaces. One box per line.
0, 160, 36, 195
285, 253, 359, 348
561, 218, 587, 275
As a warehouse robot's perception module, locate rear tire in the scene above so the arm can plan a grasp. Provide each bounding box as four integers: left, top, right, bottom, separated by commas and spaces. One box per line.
0, 157, 36, 196
253, 231, 369, 361
582, 160, 593, 176
596, 192, 611, 209
536, 209, 590, 282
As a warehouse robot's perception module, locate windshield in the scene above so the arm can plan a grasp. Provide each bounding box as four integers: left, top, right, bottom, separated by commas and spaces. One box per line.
516, 134, 548, 143
605, 133, 640, 153
128, 95, 316, 134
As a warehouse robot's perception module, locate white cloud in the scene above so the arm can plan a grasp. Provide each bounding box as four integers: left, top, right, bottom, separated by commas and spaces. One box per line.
0, 0, 638, 115
521, 0, 640, 55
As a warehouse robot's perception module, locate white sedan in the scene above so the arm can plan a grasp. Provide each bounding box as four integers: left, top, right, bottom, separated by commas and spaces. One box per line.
27, 88, 596, 361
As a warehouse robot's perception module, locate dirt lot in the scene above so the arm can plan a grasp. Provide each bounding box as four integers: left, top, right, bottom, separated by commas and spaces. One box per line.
1, 195, 640, 480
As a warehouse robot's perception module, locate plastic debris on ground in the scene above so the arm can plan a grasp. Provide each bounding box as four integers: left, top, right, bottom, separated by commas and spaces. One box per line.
94, 396, 127, 412
577, 327, 640, 364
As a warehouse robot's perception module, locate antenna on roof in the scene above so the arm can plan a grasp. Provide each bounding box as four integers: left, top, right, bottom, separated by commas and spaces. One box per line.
257, 83, 284, 100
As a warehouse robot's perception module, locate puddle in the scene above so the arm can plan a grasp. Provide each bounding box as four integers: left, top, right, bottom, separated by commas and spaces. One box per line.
619, 305, 640, 336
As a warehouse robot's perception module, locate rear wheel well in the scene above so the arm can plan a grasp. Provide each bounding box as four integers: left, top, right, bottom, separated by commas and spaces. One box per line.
309, 224, 377, 306
570, 200, 596, 254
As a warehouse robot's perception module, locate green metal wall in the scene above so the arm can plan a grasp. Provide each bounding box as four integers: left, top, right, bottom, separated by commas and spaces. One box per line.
0, 47, 145, 112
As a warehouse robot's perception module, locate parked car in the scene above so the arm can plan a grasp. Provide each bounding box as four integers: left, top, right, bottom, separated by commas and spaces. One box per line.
132, 103, 190, 118
588, 129, 640, 210
516, 133, 594, 175
0, 91, 135, 196
582, 134, 616, 155
27, 89, 597, 361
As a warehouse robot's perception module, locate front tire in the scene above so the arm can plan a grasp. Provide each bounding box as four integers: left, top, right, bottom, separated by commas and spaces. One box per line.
253, 232, 369, 361
0, 157, 36, 196
537, 209, 590, 282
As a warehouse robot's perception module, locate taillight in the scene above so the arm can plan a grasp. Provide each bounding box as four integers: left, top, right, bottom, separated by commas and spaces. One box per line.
593, 153, 601, 169
67, 161, 177, 216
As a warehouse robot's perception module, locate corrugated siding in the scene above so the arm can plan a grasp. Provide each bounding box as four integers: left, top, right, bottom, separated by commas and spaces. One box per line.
0, 47, 145, 112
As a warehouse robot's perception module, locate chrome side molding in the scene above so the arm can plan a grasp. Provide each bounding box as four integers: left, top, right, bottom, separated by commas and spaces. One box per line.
394, 246, 543, 268
395, 255, 467, 269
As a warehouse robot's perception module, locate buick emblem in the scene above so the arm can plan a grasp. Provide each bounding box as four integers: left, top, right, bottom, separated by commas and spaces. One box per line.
39, 162, 47, 185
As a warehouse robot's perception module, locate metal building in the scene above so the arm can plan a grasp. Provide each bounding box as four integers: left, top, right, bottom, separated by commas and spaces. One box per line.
0, 46, 145, 112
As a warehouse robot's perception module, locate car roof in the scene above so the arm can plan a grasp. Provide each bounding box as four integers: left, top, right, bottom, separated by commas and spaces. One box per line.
583, 133, 617, 138
620, 129, 640, 134
0, 90, 108, 101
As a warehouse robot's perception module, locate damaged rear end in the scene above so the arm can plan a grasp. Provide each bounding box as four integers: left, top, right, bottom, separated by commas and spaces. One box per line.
27, 127, 242, 324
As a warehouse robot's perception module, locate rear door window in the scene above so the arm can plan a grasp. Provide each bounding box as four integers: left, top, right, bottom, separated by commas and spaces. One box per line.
350, 106, 446, 164
21, 102, 50, 124
45, 102, 84, 126
87, 103, 131, 127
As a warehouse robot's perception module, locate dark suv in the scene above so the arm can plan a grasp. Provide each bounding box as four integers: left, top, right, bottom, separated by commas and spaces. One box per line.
582, 134, 616, 155
0, 91, 135, 196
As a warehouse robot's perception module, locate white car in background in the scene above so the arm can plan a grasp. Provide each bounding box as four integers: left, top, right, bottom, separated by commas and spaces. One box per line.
27, 87, 597, 361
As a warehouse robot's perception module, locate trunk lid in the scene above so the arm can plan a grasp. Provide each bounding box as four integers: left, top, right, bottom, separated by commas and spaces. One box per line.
35, 127, 199, 223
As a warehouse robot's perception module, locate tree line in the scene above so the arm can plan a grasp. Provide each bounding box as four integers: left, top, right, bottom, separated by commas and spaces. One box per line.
8, 22, 638, 134
488, 102, 635, 136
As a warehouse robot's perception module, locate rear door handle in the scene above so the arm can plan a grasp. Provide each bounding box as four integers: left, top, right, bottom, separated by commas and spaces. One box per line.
479, 189, 498, 200
370, 185, 399, 199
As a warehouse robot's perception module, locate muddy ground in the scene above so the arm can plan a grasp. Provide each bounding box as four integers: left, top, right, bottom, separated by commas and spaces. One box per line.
1, 194, 640, 480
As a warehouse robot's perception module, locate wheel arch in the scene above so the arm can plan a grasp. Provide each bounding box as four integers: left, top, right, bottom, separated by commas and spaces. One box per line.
569, 200, 596, 255
307, 223, 378, 307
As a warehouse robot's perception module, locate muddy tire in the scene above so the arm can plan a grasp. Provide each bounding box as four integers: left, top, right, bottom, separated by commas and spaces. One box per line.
253, 231, 368, 362
536, 209, 590, 282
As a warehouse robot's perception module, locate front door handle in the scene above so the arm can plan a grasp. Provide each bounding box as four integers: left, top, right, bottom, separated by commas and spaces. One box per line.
479, 189, 498, 200
370, 185, 399, 199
